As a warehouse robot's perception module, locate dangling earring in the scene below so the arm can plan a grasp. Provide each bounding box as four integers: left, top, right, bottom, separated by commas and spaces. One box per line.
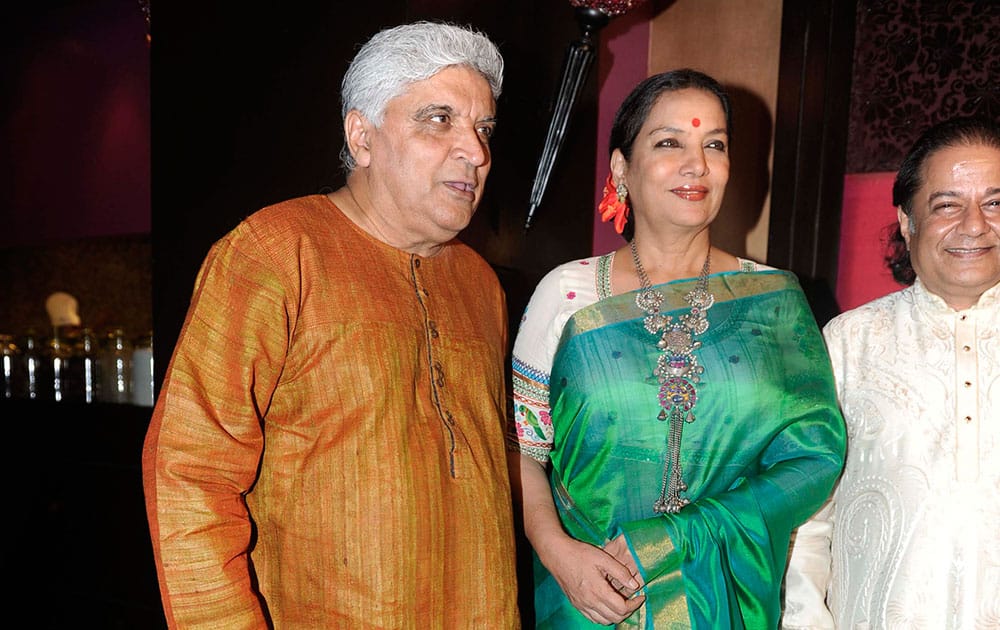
598, 173, 630, 234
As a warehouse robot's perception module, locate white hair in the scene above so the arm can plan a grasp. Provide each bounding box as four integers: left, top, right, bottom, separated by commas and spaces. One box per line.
339, 21, 504, 172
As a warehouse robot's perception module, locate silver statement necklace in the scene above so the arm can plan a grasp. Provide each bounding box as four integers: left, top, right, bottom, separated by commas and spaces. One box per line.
629, 239, 714, 514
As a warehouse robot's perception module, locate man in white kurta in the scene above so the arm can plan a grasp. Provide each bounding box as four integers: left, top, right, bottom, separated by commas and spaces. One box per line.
782, 116, 1000, 629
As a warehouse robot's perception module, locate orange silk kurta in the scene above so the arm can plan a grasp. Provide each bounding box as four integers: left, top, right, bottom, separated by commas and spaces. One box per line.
143, 195, 520, 628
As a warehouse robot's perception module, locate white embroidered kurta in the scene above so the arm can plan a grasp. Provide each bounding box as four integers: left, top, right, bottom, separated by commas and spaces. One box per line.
782, 278, 1000, 630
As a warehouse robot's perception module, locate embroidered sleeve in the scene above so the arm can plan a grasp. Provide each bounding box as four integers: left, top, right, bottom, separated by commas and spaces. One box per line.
508, 258, 601, 462
511, 356, 553, 462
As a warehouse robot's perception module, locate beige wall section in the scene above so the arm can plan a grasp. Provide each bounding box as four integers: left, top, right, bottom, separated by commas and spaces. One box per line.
649, 0, 783, 262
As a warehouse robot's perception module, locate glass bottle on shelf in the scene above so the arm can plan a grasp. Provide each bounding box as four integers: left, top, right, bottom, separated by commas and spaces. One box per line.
48, 335, 73, 402
67, 327, 101, 403
18, 330, 48, 400
131, 331, 154, 407
101, 327, 132, 404
0, 334, 17, 399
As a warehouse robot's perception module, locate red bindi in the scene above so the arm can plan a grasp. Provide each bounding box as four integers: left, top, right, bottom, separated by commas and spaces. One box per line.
691, 117, 701, 127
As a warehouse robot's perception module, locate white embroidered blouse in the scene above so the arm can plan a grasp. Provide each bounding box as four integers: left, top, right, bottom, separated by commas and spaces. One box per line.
782, 277, 1000, 629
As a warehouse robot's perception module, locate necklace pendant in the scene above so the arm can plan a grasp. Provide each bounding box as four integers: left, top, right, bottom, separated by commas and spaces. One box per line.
653, 495, 690, 514
658, 377, 697, 410
630, 239, 713, 517
691, 317, 709, 336
636, 289, 664, 314
656, 349, 697, 379
687, 288, 714, 309
663, 327, 692, 349
645, 313, 666, 334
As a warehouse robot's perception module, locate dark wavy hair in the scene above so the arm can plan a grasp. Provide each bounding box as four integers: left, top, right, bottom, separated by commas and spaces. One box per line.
608, 68, 732, 242
886, 115, 1000, 284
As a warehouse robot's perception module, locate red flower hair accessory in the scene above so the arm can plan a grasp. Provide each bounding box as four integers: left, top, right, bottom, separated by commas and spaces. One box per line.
598, 173, 629, 234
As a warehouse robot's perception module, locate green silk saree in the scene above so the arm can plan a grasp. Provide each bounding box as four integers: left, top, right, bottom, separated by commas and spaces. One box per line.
535, 270, 845, 629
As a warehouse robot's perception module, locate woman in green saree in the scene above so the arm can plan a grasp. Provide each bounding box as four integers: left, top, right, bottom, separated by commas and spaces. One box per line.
508, 69, 846, 629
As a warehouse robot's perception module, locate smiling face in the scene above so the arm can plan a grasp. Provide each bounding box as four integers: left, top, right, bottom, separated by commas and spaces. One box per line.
614, 88, 730, 235
899, 142, 1000, 310
348, 65, 496, 255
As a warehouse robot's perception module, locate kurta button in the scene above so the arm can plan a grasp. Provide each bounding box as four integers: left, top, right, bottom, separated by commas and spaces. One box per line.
963, 345, 972, 352
965, 416, 973, 423
964, 381, 972, 388
413, 259, 421, 268
960, 314, 967, 321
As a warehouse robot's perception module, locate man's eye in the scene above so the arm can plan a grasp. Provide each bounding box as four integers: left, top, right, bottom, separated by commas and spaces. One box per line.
933, 202, 960, 213
478, 125, 495, 139
430, 113, 450, 124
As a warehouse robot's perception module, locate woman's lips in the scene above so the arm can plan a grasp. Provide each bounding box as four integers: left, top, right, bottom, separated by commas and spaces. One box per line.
671, 186, 708, 201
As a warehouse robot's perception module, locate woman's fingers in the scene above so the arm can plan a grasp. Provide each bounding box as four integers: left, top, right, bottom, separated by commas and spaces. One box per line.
544, 538, 645, 624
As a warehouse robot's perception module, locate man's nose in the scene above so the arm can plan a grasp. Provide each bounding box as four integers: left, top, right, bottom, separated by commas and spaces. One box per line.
959, 205, 989, 236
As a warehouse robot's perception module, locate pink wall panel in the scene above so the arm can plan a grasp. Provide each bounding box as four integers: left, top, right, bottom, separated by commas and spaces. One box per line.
591, 7, 653, 257
836, 172, 905, 312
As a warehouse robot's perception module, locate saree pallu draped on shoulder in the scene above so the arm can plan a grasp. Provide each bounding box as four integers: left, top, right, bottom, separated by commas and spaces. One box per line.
536, 270, 845, 629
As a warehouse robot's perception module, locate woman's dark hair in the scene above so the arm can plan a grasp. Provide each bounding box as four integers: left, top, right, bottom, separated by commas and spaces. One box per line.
886, 116, 1000, 284
608, 68, 732, 241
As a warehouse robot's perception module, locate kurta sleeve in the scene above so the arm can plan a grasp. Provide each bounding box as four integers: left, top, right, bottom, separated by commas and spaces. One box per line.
615, 285, 847, 628
781, 500, 836, 629
781, 315, 848, 629
142, 222, 291, 628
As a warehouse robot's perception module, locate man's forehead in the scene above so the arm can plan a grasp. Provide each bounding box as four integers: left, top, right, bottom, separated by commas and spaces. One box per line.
393, 68, 494, 109
921, 145, 1000, 184
926, 143, 1000, 169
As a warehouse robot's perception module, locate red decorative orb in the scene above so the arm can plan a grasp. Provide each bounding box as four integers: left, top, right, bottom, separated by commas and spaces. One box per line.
569, 0, 647, 17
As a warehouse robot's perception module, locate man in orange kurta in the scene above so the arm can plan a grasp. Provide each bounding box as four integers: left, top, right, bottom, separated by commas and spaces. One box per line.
142, 22, 519, 628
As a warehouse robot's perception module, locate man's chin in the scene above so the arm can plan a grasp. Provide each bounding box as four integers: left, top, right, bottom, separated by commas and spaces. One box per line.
438, 206, 478, 232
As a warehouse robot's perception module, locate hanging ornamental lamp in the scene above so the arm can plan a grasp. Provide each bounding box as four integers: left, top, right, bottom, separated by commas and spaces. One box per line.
524, 0, 648, 230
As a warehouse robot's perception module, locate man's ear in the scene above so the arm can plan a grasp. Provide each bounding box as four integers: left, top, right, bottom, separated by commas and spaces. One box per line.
344, 110, 372, 168
897, 206, 912, 248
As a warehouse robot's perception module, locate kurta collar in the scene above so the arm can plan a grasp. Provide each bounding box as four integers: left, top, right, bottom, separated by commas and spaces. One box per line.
323, 195, 456, 264
912, 276, 1000, 316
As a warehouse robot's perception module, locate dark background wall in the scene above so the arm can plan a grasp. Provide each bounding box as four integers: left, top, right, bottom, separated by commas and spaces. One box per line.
0, 0, 151, 339
0, 0, 150, 247
846, 0, 1000, 174
0, 6, 157, 625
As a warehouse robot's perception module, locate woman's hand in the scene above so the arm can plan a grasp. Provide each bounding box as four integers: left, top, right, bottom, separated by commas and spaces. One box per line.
603, 534, 644, 595
511, 453, 646, 624
536, 532, 646, 625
